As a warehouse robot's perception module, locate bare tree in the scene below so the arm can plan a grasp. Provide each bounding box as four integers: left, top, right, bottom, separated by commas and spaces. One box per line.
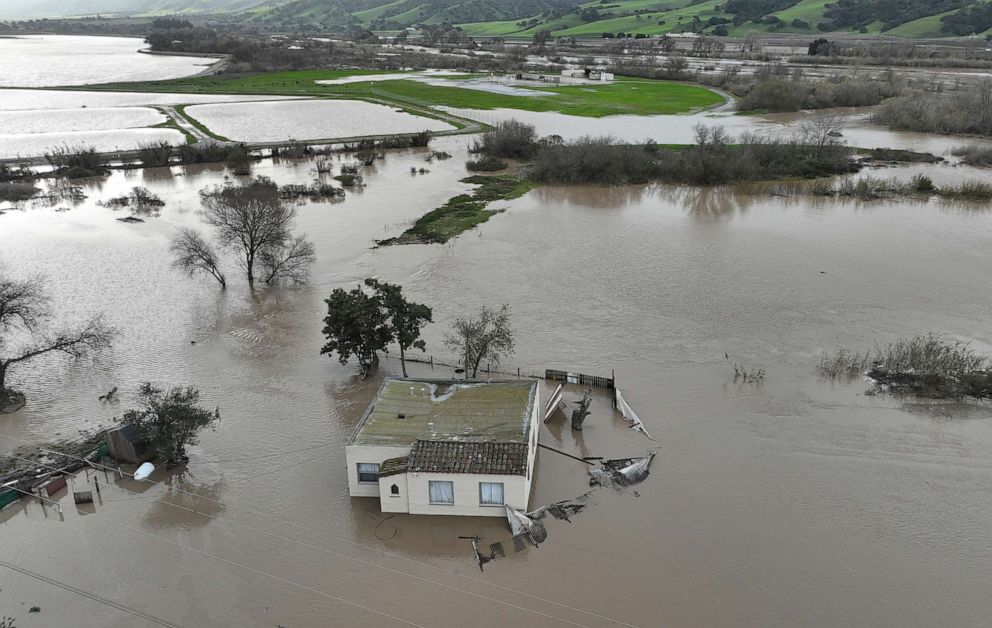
0, 272, 114, 406
444, 304, 515, 378
170, 227, 226, 289
199, 177, 300, 286
258, 234, 316, 285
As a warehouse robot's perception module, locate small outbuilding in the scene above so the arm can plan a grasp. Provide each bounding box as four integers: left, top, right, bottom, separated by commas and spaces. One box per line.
345, 379, 539, 517
107, 425, 154, 465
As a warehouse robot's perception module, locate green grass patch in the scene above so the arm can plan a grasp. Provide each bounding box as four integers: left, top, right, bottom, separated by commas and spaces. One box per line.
152, 117, 196, 145
85, 72, 724, 118
379, 175, 539, 245
174, 105, 230, 142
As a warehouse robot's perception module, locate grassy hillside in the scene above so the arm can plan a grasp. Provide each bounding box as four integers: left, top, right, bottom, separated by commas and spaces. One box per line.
2, 0, 987, 38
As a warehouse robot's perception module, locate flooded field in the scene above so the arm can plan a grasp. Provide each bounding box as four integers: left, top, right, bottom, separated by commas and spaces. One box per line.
0, 128, 187, 158
445, 106, 992, 154
183, 100, 456, 142
0, 35, 219, 87
3, 128, 992, 626
0, 89, 301, 111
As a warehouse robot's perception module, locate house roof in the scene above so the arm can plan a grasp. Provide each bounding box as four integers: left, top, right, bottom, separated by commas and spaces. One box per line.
348, 379, 537, 447
378, 456, 409, 478
407, 439, 529, 476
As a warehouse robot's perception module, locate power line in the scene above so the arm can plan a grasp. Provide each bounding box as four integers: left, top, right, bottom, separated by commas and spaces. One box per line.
2, 432, 637, 627
0, 559, 181, 628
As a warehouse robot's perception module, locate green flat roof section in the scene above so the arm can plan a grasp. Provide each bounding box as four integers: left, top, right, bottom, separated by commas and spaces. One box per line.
349, 379, 537, 447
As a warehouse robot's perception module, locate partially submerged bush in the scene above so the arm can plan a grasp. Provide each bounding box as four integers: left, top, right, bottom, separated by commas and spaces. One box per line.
466, 156, 508, 172
819, 334, 992, 398
471, 120, 540, 160
872, 85, 992, 137
526, 123, 853, 186
44, 144, 110, 177
939, 180, 992, 201
280, 182, 344, 199
334, 173, 364, 187
951, 145, 992, 166
137, 141, 174, 167
0, 181, 39, 202
99, 186, 165, 211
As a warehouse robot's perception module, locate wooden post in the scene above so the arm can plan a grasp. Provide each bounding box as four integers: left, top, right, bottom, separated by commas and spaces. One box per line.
612, 368, 617, 408
430, 355, 434, 369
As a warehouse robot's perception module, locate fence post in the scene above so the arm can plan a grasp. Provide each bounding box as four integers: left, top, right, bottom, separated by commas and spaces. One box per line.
430, 355, 434, 369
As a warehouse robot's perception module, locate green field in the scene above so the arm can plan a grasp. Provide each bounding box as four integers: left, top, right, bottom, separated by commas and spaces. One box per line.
90, 71, 726, 118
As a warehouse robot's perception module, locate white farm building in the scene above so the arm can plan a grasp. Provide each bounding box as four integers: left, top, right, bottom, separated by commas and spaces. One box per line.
345, 379, 539, 517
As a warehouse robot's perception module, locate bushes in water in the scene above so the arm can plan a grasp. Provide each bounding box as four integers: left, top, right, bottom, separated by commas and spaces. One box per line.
746, 174, 990, 201
528, 137, 663, 185
0, 181, 39, 202
872, 84, 992, 136
526, 123, 854, 186
471, 120, 540, 160
279, 182, 344, 199
466, 156, 508, 172
939, 180, 992, 201
0, 163, 32, 183
951, 145, 992, 166
43, 145, 110, 177
99, 186, 165, 210
735, 76, 902, 112
137, 141, 174, 167
818, 334, 992, 398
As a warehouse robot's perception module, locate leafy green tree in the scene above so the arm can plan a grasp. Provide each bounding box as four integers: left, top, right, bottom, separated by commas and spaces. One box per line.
365, 279, 432, 378
117, 383, 219, 466
321, 285, 393, 377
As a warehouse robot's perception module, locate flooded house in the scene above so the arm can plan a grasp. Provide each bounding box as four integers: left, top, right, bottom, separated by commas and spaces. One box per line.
345, 379, 539, 517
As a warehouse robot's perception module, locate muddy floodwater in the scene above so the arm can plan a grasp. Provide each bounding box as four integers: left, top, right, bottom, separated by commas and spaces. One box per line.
0, 35, 219, 87
3, 128, 992, 627
183, 100, 456, 142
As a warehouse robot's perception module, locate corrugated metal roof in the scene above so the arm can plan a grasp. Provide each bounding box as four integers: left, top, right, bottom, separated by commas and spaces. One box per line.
407, 439, 528, 476
349, 379, 536, 447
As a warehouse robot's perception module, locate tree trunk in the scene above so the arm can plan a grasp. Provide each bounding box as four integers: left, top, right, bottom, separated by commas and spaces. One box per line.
399, 344, 408, 378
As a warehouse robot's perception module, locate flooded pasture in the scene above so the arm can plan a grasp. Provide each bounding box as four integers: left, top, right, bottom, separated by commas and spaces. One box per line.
0, 35, 220, 88
2, 129, 992, 627
182, 100, 456, 142
445, 106, 992, 154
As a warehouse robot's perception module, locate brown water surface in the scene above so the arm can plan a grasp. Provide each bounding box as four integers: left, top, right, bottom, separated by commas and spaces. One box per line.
1, 136, 992, 627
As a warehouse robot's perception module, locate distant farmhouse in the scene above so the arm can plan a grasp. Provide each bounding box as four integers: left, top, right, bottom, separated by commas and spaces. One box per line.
345, 379, 539, 517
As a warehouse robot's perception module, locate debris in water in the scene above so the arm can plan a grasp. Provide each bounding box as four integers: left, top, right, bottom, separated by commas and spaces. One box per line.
615, 388, 654, 440
570, 389, 592, 430
589, 452, 656, 488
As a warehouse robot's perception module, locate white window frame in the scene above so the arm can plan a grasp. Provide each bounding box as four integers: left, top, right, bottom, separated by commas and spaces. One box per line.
357, 463, 379, 484
479, 481, 505, 506
428, 480, 454, 505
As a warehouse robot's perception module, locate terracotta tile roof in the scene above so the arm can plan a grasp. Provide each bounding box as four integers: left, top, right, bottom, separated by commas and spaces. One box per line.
407, 439, 528, 476
378, 456, 409, 478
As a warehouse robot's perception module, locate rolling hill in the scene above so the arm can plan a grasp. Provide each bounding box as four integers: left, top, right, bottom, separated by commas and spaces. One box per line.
1, 0, 990, 37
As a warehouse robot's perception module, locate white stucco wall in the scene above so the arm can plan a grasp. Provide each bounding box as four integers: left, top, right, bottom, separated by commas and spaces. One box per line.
345, 445, 409, 497
378, 473, 409, 513
406, 472, 528, 517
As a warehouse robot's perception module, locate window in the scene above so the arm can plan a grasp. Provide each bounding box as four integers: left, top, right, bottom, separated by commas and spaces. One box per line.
357, 463, 379, 484
429, 480, 454, 505
479, 482, 504, 506
390, 484, 400, 496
